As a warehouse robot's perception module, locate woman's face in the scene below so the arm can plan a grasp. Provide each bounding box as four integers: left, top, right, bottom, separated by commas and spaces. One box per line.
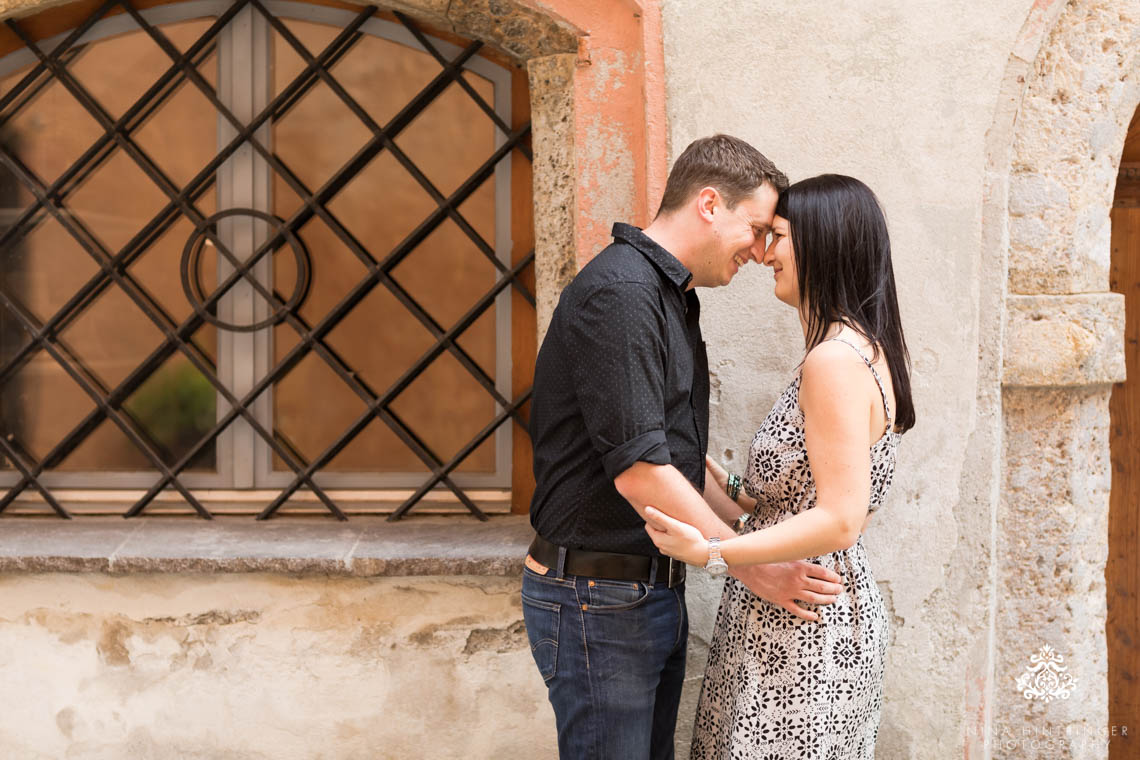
762, 215, 799, 307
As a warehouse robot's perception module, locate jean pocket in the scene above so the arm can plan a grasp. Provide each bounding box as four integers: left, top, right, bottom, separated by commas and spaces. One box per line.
586, 579, 650, 611
521, 593, 559, 682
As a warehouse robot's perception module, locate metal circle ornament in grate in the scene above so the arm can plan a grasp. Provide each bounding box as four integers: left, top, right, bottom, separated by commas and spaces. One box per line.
180, 208, 312, 333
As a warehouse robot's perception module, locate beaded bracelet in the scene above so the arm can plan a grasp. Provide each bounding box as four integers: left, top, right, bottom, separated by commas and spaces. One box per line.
726, 472, 742, 501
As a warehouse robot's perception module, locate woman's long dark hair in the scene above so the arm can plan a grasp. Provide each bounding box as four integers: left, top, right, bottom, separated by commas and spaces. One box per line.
775, 174, 915, 432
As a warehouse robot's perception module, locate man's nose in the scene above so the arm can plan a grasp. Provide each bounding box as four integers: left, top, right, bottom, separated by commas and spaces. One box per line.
749, 236, 765, 261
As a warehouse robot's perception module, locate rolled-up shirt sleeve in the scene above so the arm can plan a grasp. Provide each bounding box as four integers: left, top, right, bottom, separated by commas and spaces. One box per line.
565, 281, 672, 480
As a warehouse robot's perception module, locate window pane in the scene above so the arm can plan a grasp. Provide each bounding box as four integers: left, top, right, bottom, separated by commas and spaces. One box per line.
0, 19, 219, 474
269, 21, 502, 475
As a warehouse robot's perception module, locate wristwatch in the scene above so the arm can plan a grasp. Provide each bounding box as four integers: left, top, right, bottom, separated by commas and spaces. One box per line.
733, 513, 750, 534
704, 536, 729, 576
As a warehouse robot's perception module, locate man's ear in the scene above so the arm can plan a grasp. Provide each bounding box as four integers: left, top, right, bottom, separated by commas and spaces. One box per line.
695, 186, 720, 224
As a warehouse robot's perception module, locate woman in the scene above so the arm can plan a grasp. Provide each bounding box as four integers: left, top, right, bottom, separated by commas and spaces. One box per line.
644, 174, 915, 759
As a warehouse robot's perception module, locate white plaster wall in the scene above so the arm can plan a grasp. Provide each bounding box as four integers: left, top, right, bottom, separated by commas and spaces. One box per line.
661, 1, 1035, 757
0, 573, 556, 759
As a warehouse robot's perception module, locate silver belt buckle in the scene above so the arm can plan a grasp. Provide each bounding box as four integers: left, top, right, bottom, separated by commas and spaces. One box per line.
667, 557, 685, 588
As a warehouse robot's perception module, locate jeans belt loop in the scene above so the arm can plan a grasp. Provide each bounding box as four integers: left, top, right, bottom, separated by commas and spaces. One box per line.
647, 555, 658, 590
668, 557, 682, 589
555, 545, 567, 579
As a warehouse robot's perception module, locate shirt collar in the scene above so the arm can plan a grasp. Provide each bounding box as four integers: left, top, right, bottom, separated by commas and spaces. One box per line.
611, 223, 693, 291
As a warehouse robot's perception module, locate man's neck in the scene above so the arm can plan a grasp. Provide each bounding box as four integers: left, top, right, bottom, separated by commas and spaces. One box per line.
642, 216, 702, 290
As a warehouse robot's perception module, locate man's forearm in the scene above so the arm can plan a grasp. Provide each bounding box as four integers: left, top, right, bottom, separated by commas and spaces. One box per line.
614, 462, 731, 540
618, 464, 844, 619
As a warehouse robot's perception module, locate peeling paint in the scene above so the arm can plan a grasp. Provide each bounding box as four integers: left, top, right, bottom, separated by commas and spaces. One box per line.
579, 111, 636, 252
54, 708, 75, 740
708, 369, 722, 405
588, 49, 632, 100
0, 574, 551, 758
876, 581, 905, 648
144, 610, 261, 628
96, 621, 131, 667
462, 619, 527, 654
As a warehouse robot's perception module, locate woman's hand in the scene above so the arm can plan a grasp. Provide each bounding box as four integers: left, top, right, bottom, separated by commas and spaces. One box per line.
705, 455, 729, 491
644, 506, 710, 566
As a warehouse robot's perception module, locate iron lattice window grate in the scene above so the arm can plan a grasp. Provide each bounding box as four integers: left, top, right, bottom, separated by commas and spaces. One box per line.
0, 0, 536, 520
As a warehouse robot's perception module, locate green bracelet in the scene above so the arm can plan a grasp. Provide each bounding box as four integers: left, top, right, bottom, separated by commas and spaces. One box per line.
726, 473, 742, 501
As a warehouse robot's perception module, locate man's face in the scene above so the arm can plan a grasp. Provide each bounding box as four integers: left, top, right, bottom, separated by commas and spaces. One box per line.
702, 184, 779, 287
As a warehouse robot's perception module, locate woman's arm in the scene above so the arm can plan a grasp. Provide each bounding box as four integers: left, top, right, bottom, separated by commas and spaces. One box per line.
703, 455, 758, 516
702, 456, 752, 528
645, 344, 874, 566
702, 474, 747, 529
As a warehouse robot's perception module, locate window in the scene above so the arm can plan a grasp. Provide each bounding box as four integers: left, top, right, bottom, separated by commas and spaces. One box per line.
0, 0, 535, 518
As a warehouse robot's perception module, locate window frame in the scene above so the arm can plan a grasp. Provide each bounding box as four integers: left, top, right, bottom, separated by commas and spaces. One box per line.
0, 0, 517, 496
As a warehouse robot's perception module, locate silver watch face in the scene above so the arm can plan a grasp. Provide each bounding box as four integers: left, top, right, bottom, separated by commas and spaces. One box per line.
705, 558, 729, 576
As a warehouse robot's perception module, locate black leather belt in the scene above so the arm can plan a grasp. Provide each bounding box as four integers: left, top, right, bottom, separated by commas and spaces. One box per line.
528, 533, 686, 588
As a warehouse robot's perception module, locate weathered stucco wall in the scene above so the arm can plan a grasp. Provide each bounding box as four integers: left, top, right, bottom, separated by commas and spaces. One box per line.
661, 1, 1036, 757
0, 572, 554, 759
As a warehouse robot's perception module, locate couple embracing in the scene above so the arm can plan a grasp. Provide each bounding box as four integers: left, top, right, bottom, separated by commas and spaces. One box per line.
522, 134, 915, 760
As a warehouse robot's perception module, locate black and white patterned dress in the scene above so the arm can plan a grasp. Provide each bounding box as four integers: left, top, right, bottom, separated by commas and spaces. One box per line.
691, 338, 901, 760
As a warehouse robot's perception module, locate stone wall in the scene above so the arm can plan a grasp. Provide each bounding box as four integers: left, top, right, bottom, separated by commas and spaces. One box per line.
0, 571, 555, 759
995, 0, 1135, 756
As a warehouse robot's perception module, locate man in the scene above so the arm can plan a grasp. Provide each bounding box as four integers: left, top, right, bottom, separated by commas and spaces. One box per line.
522, 135, 844, 759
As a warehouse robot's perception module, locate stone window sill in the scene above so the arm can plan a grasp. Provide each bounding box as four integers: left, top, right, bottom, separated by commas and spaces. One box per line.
0, 515, 534, 576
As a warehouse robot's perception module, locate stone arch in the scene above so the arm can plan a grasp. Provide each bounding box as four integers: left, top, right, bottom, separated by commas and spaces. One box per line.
0, 0, 667, 338
984, 0, 1130, 754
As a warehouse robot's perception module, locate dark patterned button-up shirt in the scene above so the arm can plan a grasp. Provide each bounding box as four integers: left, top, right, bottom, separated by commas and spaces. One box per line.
528, 223, 710, 555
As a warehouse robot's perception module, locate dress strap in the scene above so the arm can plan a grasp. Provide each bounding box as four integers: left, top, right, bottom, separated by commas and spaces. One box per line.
827, 337, 893, 433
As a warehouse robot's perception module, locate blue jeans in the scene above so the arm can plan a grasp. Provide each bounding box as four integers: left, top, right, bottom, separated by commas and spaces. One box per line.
521, 556, 688, 759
